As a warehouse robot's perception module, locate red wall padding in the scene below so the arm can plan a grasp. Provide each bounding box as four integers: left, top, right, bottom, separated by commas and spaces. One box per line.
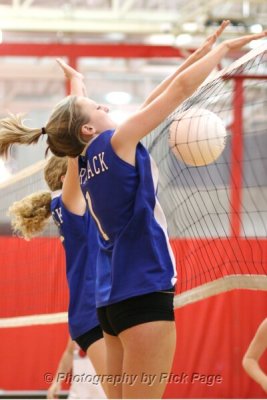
172, 238, 267, 293
0, 237, 68, 317
165, 290, 267, 399
0, 323, 69, 390
0, 236, 266, 398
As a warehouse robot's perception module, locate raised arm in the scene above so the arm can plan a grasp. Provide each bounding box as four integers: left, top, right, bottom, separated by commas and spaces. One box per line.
56, 58, 87, 97
112, 30, 267, 165
56, 59, 87, 216
242, 318, 267, 393
61, 157, 86, 216
140, 20, 230, 109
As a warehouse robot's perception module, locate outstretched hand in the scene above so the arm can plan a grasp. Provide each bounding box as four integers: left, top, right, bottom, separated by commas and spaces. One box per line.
195, 20, 230, 58
56, 58, 83, 81
223, 30, 267, 50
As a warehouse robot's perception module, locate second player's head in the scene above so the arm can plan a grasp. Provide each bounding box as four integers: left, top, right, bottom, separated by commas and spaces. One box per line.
44, 156, 68, 191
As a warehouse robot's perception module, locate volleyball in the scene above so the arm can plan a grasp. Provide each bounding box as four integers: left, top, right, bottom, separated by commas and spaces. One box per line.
168, 108, 227, 166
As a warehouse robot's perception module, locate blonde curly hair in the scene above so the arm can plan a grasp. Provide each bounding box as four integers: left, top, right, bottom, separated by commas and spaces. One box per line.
8, 156, 68, 240
8, 191, 52, 240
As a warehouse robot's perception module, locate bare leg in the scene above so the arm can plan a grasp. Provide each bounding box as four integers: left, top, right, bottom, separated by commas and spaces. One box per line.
86, 338, 108, 397
103, 332, 124, 399
119, 321, 176, 399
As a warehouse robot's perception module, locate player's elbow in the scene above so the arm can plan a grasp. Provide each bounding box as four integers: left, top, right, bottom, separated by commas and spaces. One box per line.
173, 76, 196, 101
166, 78, 188, 107
242, 356, 248, 371
242, 356, 256, 374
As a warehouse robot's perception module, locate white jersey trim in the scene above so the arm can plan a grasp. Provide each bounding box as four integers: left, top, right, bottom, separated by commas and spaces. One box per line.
149, 156, 177, 286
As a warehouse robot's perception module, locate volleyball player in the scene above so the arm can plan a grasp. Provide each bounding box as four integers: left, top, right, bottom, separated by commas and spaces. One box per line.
8, 156, 107, 396
8, 68, 108, 396
242, 318, 267, 394
1, 25, 266, 399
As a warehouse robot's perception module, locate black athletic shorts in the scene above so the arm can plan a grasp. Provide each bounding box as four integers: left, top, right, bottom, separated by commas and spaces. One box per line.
74, 325, 103, 352
97, 289, 175, 336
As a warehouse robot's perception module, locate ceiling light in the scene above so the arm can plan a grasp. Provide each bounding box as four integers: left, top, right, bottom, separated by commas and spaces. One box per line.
242, 0, 250, 17
175, 34, 192, 47
105, 91, 132, 105
104, 33, 126, 42
182, 23, 198, 33
249, 24, 263, 34
145, 34, 175, 46
248, 39, 266, 49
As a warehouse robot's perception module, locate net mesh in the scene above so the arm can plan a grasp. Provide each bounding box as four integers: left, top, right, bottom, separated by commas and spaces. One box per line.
0, 44, 267, 327
144, 42, 267, 306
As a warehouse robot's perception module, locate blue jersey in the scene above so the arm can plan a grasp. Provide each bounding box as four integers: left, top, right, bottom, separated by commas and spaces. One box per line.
51, 193, 99, 339
79, 130, 177, 307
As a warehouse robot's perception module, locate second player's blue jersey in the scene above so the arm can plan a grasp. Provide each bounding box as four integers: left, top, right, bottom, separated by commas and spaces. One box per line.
79, 129, 177, 307
51, 193, 99, 339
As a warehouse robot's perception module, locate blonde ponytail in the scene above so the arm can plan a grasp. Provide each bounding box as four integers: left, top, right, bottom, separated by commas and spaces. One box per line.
0, 96, 91, 159
8, 191, 52, 240
0, 114, 42, 158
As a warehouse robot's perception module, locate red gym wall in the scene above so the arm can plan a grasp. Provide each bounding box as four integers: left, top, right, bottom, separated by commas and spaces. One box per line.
0, 236, 266, 399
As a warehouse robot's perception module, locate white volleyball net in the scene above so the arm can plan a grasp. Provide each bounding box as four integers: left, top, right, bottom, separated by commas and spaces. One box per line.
144, 42, 267, 307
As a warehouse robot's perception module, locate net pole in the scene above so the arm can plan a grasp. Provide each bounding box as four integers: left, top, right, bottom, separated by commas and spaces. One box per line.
230, 77, 244, 238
